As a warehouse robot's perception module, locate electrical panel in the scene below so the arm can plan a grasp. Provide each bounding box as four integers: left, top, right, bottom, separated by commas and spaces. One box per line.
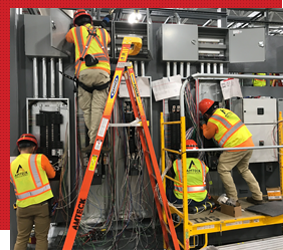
243, 98, 277, 124
229, 28, 265, 63
246, 125, 278, 163
243, 98, 277, 163
113, 21, 153, 61
199, 82, 223, 102
157, 24, 198, 61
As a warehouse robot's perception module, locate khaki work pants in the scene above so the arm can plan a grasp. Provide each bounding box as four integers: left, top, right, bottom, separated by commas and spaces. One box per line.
217, 150, 262, 201
14, 202, 50, 250
78, 69, 110, 144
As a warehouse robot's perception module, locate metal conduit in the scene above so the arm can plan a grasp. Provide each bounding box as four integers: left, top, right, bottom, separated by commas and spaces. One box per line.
186, 62, 190, 77
173, 62, 177, 76
50, 58, 55, 98
134, 61, 138, 76
180, 62, 184, 77
213, 63, 217, 74
33, 58, 38, 98
59, 58, 63, 98
42, 58, 47, 98
220, 63, 224, 74
207, 63, 211, 74
141, 61, 145, 76
167, 62, 170, 77
201, 63, 204, 73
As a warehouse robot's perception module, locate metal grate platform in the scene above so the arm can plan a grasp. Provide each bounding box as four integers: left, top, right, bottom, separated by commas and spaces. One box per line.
217, 235, 283, 250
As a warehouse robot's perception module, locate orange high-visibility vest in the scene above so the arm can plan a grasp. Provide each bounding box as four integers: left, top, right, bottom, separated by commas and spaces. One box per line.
209, 108, 252, 148
10, 154, 53, 208
70, 24, 110, 76
173, 158, 208, 202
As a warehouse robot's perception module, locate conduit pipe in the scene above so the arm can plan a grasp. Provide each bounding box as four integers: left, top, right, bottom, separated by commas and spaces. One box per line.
180, 62, 184, 77
173, 62, 177, 76
42, 58, 47, 98
134, 61, 138, 76
59, 58, 63, 98
141, 61, 145, 76
167, 62, 170, 77
33, 58, 38, 98
50, 58, 55, 98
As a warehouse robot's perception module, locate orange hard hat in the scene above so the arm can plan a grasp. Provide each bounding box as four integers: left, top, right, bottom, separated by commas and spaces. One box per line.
73, 9, 92, 26
17, 134, 38, 150
199, 98, 214, 115
186, 139, 198, 150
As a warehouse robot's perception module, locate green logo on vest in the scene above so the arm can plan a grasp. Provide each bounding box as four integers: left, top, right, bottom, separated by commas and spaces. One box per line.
15, 165, 28, 178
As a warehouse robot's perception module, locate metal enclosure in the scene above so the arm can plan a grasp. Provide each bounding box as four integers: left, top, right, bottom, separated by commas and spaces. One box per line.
113, 22, 153, 61
157, 24, 198, 61
243, 98, 277, 124
199, 81, 223, 102
50, 8, 73, 56
229, 28, 265, 63
24, 15, 67, 58
243, 98, 278, 163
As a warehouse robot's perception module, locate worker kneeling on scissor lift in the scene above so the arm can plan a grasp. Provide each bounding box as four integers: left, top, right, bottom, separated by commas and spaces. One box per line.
166, 139, 210, 208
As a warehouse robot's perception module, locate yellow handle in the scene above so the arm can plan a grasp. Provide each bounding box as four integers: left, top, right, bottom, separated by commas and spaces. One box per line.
122, 37, 142, 56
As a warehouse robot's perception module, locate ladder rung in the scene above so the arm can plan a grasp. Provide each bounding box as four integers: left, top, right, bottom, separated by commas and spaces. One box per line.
163, 121, 181, 125
109, 119, 149, 127
164, 148, 181, 155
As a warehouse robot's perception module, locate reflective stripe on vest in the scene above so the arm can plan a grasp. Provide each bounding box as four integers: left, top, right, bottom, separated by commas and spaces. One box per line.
16, 184, 51, 200
209, 109, 251, 148
174, 159, 206, 193
29, 154, 42, 188
13, 155, 51, 201
72, 25, 110, 76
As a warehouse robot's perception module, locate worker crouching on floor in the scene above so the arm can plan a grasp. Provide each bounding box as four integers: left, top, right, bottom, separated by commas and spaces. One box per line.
10, 134, 56, 250
199, 98, 263, 205
166, 139, 209, 207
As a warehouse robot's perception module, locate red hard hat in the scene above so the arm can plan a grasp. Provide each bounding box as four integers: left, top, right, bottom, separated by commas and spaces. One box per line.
186, 139, 198, 150
199, 98, 214, 115
73, 9, 92, 26
17, 134, 38, 150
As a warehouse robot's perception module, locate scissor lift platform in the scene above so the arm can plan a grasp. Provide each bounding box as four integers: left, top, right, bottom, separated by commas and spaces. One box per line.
169, 199, 283, 238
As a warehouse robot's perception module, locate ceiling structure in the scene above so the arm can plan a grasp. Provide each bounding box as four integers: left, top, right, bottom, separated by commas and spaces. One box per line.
22, 8, 283, 35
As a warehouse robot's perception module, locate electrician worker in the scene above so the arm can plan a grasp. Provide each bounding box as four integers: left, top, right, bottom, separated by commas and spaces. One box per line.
166, 140, 209, 207
252, 73, 266, 87
199, 99, 263, 205
10, 134, 55, 250
66, 9, 112, 153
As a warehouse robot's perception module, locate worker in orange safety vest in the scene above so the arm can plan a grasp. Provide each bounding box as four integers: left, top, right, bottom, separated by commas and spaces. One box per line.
10, 134, 55, 250
66, 9, 112, 154
166, 140, 209, 207
199, 99, 263, 205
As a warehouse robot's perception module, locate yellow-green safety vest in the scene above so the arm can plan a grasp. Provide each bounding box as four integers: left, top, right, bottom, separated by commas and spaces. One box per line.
209, 108, 252, 148
71, 24, 110, 76
252, 73, 266, 87
10, 154, 53, 208
173, 158, 208, 202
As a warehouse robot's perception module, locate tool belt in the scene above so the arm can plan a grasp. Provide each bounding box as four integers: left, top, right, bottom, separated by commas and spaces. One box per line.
77, 80, 111, 93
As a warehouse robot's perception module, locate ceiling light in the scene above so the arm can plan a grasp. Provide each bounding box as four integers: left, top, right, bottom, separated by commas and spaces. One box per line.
128, 11, 142, 24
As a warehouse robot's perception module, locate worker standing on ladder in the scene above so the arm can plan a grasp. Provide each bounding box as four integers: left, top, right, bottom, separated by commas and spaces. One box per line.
66, 9, 112, 153
199, 99, 263, 205
167, 139, 209, 206
10, 134, 56, 250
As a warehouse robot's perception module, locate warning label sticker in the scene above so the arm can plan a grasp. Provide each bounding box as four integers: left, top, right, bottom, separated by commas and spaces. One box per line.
97, 118, 109, 137
94, 140, 102, 151
89, 155, 98, 171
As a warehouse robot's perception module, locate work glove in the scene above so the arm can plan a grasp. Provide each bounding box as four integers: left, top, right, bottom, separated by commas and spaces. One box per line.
200, 119, 206, 129
101, 14, 113, 28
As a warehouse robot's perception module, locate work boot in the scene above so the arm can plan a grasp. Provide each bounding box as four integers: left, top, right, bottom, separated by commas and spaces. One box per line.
81, 144, 94, 154
246, 197, 264, 205
102, 145, 111, 153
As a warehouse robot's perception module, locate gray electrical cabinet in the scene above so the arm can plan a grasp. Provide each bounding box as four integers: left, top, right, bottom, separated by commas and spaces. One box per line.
229, 28, 265, 63
243, 98, 277, 163
157, 24, 198, 61
24, 15, 67, 57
